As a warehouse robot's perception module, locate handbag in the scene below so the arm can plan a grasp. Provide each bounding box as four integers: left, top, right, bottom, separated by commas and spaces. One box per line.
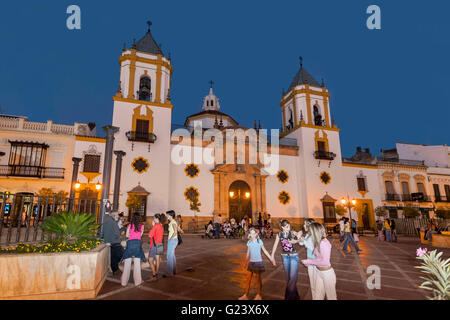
177, 233, 183, 245
353, 233, 359, 242
152, 237, 164, 255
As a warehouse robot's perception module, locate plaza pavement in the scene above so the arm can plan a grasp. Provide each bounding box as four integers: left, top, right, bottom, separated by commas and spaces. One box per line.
95, 233, 450, 300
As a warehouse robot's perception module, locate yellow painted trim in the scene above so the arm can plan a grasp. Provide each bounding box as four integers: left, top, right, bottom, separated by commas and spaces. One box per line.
119, 54, 173, 74
132, 105, 154, 133
357, 190, 368, 198
127, 50, 137, 99
342, 163, 377, 169
305, 85, 312, 125
80, 172, 101, 182
292, 96, 298, 127
155, 55, 162, 103
314, 130, 329, 152
75, 136, 106, 143
113, 96, 173, 109
323, 87, 331, 127
282, 106, 286, 130
280, 122, 340, 139
280, 87, 330, 107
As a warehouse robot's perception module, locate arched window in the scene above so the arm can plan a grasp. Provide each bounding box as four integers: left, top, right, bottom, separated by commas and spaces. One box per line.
211, 100, 214, 107
138, 76, 151, 101
313, 105, 323, 126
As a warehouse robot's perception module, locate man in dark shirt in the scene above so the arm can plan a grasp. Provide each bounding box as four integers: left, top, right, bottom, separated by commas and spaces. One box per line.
102, 211, 124, 275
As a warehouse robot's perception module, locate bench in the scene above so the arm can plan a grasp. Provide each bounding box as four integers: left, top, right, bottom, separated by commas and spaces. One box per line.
420, 231, 450, 248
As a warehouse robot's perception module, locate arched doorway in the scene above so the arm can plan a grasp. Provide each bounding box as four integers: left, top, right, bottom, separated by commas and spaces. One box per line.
228, 180, 252, 222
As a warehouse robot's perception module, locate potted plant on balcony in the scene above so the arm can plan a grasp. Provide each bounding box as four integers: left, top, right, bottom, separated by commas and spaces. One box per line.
0, 212, 110, 300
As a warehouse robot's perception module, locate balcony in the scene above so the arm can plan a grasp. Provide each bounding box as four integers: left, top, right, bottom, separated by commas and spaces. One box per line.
314, 150, 336, 160
434, 195, 450, 203
125, 131, 157, 143
0, 165, 64, 179
385, 193, 401, 201
401, 194, 412, 201
411, 192, 432, 202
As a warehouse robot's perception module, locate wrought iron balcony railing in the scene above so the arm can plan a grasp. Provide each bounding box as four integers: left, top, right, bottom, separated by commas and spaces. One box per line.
385, 193, 401, 201
314, 150, 336, 160
434, 195, 450, 202
125, 131, 157, 143
0, 165, 64, 179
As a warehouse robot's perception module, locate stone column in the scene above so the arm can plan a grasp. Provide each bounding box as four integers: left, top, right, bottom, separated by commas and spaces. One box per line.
112, 150, 126, 211
69, 157, 82, 199
99, 125, 119, 235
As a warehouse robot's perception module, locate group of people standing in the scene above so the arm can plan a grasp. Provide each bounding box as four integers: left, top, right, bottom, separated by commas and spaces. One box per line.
376, 218, 397, 242
102, 209, 183, 287
239, 219, 337, 300
204, 213, 273, 240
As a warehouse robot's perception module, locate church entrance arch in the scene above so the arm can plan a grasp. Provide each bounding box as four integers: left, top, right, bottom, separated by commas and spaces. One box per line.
228, 180, 252, 222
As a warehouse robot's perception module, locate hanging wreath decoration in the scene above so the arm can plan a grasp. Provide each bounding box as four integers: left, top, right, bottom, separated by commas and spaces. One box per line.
320, 171, 331, 185
278, 191, 290, 205
185, 163, 200, 178
184, 187, 200, 202
277, 170, 289, 184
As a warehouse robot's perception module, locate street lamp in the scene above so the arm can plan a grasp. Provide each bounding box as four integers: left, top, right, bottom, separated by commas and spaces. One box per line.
341, 195, 357, 221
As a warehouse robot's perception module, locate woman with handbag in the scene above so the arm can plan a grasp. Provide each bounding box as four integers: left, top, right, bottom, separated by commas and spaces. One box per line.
148, 213, 164, 278
164, 210, 183, 277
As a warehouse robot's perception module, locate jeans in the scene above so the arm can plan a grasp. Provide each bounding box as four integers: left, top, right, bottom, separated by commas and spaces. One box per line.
385, 229, 392, 242
110, 243, 124, 272
166, 238, 178, 276
339, 232, 344, 243
214, 223, 220, 238
342, 232, 360, 252
282, 254, 300, 300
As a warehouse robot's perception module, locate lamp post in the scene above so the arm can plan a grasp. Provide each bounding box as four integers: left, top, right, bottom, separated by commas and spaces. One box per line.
340, 194, 356, 221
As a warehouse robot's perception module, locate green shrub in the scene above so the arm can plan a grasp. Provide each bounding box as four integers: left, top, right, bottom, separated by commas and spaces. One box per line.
403, 207, 420, 218
435, 210, 450, 219
40, 211, 99, 245
416, 248, 450, 300
0, 239, 101, 254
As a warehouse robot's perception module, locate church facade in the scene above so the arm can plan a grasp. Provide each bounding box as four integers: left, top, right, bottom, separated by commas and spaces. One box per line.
1, 24, 449, 229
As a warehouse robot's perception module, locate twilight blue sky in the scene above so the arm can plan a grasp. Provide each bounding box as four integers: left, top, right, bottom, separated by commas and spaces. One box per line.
0, 0, 449, 157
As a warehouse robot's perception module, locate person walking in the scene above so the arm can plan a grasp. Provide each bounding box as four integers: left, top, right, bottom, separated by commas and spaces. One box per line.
339, 217, 345, 243
376, 220, 384, 241
296, 218, 317, 299
384, 218, 392, 242
214, 214, 222, 239
164, 210, 182, 277
148, 213, 164, 278
271, 220, 300, 300
342, 217, 361, 254
102, 210, 124, 276
239, 228, 275, 300
301, 222, 337, 300
390, 219, 397, 242
121, 213, 146, 286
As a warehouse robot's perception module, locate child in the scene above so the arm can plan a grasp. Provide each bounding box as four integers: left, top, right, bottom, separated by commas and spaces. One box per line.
121, 213, 146, 287
239, 228, 275, 300
301, 222, 337, 300
376, 220, 384, 241
202, 221, 214, 239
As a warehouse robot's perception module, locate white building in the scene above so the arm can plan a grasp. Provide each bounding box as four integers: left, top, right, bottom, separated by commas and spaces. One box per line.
2, 24, 449, 229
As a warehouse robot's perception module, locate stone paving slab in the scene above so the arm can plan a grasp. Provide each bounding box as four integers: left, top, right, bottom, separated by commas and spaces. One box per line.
94, 234, 449, 300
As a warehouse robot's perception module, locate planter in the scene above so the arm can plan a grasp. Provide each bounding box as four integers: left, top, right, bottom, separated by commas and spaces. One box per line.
0, 244, 110, 300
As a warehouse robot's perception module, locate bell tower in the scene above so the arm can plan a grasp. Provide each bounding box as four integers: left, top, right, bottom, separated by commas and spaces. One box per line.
280, 57, 344, 221
111, 21, 174, 216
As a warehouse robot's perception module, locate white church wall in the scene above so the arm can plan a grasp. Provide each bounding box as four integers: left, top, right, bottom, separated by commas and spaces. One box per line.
111, 100, 172, 216
73, 139, 106, 184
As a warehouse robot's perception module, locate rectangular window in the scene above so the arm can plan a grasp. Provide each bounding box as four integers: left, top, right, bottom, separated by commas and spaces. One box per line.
433, 184, 441, 201
322, 202, 336, 223
445, 185, 450, 202
136, 119, 149, 134
357, 177, 367, 191
83, 155, 100, 173
317, 141, 326, 152
417, 182, 426, 195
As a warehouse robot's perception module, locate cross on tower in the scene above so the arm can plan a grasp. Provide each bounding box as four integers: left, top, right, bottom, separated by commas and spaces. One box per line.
147, 21, 152, 32
299, 56, 303, 67
209, 80, 214, 89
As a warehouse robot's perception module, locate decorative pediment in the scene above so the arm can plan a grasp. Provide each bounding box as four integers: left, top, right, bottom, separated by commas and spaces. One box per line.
211, 163, 269, 177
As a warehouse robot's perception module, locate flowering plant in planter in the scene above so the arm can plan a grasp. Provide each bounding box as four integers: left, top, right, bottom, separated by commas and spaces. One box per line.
415, 248, 450, 300
0, 212, 101, 255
